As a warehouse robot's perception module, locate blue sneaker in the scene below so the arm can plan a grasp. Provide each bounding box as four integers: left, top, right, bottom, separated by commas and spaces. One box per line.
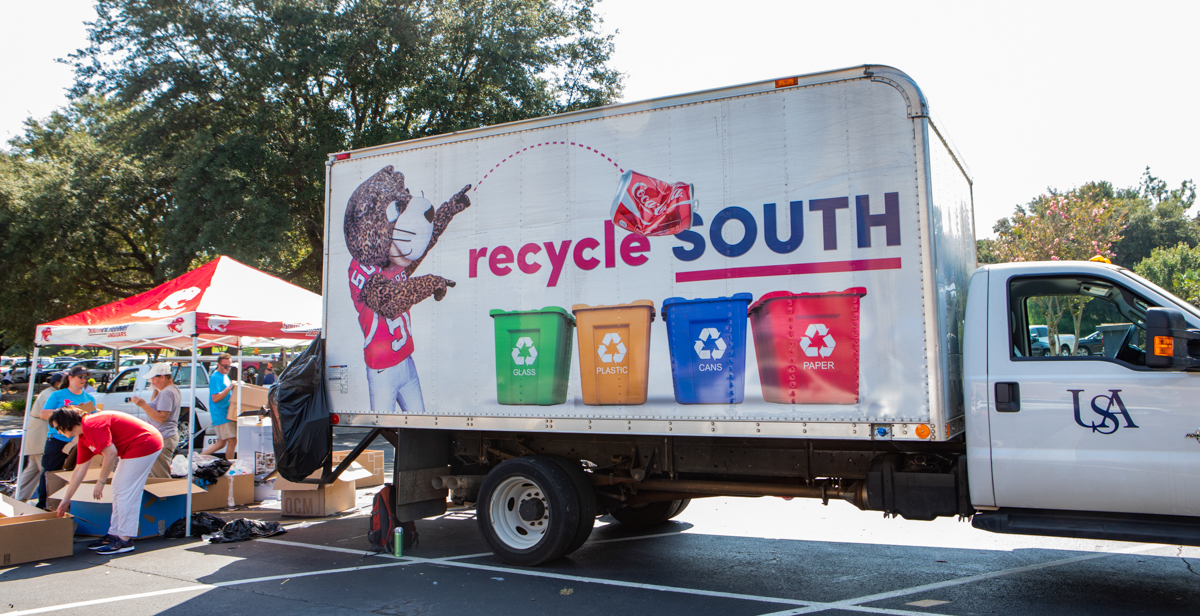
96, 538, 135, 555
87, 535, 118, 551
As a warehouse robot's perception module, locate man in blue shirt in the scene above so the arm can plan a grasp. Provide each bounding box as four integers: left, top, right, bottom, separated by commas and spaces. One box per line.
38, 365, 96, 509
201, 353, 237, 459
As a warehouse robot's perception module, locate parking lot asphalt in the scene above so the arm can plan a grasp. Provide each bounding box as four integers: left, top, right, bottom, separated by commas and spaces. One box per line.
3, 486, 1199, 616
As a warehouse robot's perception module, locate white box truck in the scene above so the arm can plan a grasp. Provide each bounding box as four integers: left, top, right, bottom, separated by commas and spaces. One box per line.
317, 65, 1200, 565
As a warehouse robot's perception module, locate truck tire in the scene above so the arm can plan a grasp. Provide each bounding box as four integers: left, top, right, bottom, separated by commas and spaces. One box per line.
610, 498, 691, 529
476, 456, 583, 566
1060, 344, 1071, 356
543, 455, 597, 555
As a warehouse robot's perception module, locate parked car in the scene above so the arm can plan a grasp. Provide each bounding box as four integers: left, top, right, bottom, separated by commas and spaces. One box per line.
74, 359, 118, 384
10, 357, 54, 383
37, 359, 81, 382
1029, 325, 1076, 356
1076, 331, 1104, 356
119, 356, 150, 367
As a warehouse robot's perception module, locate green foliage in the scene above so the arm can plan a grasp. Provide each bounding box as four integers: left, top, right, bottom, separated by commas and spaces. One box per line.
0, 0, 622, 348
976, 238, 1001, 265
1133, 242, 1200, 306
1112, 168, 1199, 267
0, 398, 26, 416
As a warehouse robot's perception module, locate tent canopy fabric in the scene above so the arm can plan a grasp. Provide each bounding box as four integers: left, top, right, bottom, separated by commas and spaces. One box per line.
37, 256, 321, 349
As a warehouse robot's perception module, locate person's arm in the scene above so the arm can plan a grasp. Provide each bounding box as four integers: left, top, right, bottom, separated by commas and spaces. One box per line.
212, 377, 233, 402
90, 444, 120, 501
55, 457, 94, 517
132, 396, 170, 423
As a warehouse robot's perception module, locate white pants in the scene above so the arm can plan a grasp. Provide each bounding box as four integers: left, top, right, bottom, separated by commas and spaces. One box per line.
366, 356, 425, 415
109, 452, 158, 538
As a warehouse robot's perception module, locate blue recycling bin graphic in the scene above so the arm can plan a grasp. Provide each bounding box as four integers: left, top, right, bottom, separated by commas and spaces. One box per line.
661, 293, 753, 404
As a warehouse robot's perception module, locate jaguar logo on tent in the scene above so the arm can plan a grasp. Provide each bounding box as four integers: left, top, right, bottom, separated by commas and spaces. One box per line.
132, 286, 202, 318
800, 323, 836, 358
41, 327, 51, 342
167, 317, 185, 333
207, 317, 230, 332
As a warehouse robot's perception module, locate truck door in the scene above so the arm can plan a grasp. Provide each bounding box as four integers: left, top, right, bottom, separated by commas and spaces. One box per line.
103, 368, 145, 420
986, 271, 1200, 517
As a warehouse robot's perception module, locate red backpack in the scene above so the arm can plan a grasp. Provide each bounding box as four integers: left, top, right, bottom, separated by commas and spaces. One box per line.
368, 484, 417, 553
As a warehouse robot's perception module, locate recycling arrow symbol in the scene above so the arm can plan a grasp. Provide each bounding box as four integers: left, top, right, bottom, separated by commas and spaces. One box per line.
694, 328, 727, 359
597, 332, 627, 363
799, 323, 836, 358
512, 336, 538, 366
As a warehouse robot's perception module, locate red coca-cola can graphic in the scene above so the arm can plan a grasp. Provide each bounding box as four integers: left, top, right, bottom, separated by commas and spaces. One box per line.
609, 170, 696, 236
748, 288, 867, 405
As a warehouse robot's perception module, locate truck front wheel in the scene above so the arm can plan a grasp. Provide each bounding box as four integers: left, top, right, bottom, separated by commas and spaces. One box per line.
476, 456, 583, 566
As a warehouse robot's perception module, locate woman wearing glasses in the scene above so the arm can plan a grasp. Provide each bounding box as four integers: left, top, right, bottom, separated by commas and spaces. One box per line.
51, 407, 163, 555
35, 365, 96, 510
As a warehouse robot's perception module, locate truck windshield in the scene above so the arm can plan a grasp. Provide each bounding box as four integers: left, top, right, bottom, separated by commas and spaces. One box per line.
1119, 268, 1200, 323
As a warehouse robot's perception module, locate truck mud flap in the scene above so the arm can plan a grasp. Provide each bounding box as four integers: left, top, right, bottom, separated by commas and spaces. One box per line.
394, 428, 451, 522
972, 508, 1200, 547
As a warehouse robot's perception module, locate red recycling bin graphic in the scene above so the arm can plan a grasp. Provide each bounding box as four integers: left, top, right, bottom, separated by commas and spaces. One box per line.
748, 288, 867, 405
610, 170, 696, 236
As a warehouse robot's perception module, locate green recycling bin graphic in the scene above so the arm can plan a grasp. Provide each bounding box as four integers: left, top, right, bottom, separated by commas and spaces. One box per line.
489, 307, 576, 405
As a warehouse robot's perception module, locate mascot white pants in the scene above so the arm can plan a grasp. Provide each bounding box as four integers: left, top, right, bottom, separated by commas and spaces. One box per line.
366, 356, 426, 415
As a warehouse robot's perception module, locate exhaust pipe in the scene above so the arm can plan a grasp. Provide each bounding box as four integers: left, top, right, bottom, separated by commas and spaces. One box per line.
431, 475, 487, 490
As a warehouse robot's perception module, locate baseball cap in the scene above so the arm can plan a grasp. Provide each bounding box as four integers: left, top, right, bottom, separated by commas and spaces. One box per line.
48, 372, 66, 386
67, 365, 88, 378
146, 362, 172, 378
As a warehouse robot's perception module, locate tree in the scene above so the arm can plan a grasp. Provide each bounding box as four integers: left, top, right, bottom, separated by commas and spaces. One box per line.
1112, 168, 1198, 267
67, 0, 623, 288
1134, 243, 1200, 306
991, 186, 1126, 353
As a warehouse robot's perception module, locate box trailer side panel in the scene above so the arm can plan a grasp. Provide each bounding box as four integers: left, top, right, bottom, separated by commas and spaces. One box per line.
323, 66, 971, 441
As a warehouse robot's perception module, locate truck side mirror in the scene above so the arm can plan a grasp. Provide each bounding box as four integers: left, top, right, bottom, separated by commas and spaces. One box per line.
1145, 307, 1200, 370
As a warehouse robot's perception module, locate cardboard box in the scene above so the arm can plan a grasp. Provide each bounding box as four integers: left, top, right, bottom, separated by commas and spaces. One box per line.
45, 466, 108, 511
273, 463, 373, 517
331, 449, 386, 488
189, 474, 254, 511
51, 478, 201, 538
0, 494, 74, 565
233, 382, 269, 415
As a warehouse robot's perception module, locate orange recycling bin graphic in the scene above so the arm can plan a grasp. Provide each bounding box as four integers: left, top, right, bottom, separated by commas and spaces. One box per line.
572, 300, 655, 405
748, 288, 867, 405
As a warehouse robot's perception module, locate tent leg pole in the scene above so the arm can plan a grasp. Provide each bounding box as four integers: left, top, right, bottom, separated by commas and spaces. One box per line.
186, 336, 198, 538
15, 345, 41, 502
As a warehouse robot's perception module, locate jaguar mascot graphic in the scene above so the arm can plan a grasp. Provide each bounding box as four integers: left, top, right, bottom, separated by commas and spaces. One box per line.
343, 166, 471, 415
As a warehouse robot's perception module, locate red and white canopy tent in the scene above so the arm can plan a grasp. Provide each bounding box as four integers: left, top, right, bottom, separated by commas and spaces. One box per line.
19, 256, 321, 530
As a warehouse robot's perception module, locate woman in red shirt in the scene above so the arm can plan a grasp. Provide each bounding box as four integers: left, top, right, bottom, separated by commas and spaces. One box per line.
51, 407, 164, 555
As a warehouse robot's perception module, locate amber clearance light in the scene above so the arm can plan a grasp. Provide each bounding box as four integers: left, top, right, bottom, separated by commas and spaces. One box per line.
1154, 336, 1174, 357
774, 77, 799, 88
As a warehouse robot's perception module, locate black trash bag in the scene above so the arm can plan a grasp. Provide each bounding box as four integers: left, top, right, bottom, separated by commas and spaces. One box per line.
165, 512, 228, 538
193, 459, 232, 485
270, 338, 333, 482
204, 518, 287, 543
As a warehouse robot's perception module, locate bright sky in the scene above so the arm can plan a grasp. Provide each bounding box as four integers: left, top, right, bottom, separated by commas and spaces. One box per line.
3, 1, 1197, 237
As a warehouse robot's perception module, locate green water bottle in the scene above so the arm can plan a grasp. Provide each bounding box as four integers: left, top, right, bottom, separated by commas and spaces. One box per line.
393, 527, 403, 558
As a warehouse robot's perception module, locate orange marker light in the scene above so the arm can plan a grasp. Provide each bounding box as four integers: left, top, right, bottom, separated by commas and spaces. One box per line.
915, 424, 931, 439
1154, 336, 1174, 357
774, 77, 799, 88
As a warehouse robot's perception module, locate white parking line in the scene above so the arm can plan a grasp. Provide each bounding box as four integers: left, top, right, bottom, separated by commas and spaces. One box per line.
2, 586, 212, 616
754, 544, 1163, 616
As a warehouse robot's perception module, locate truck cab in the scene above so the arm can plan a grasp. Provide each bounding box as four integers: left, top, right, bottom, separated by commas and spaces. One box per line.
966, 261, 1200, 539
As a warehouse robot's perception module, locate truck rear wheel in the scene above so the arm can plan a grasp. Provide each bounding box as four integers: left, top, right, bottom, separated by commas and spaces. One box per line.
610, 498, 691, 529
544, 455, 597, 555
476, 456, 583, 566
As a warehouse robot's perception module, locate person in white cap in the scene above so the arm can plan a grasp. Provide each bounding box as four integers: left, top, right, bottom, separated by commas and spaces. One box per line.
130, 362, 182, 478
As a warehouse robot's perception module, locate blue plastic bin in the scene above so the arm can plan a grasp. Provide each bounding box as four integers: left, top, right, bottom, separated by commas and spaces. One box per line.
661, 293, 753, 404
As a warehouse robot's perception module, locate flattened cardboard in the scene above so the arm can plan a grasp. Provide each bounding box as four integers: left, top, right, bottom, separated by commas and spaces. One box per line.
189, 474, 253, 511
51, 477, 200, 538
275, 463, 372, 517
331, 450, 386, 488
0, 494, 75, 565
